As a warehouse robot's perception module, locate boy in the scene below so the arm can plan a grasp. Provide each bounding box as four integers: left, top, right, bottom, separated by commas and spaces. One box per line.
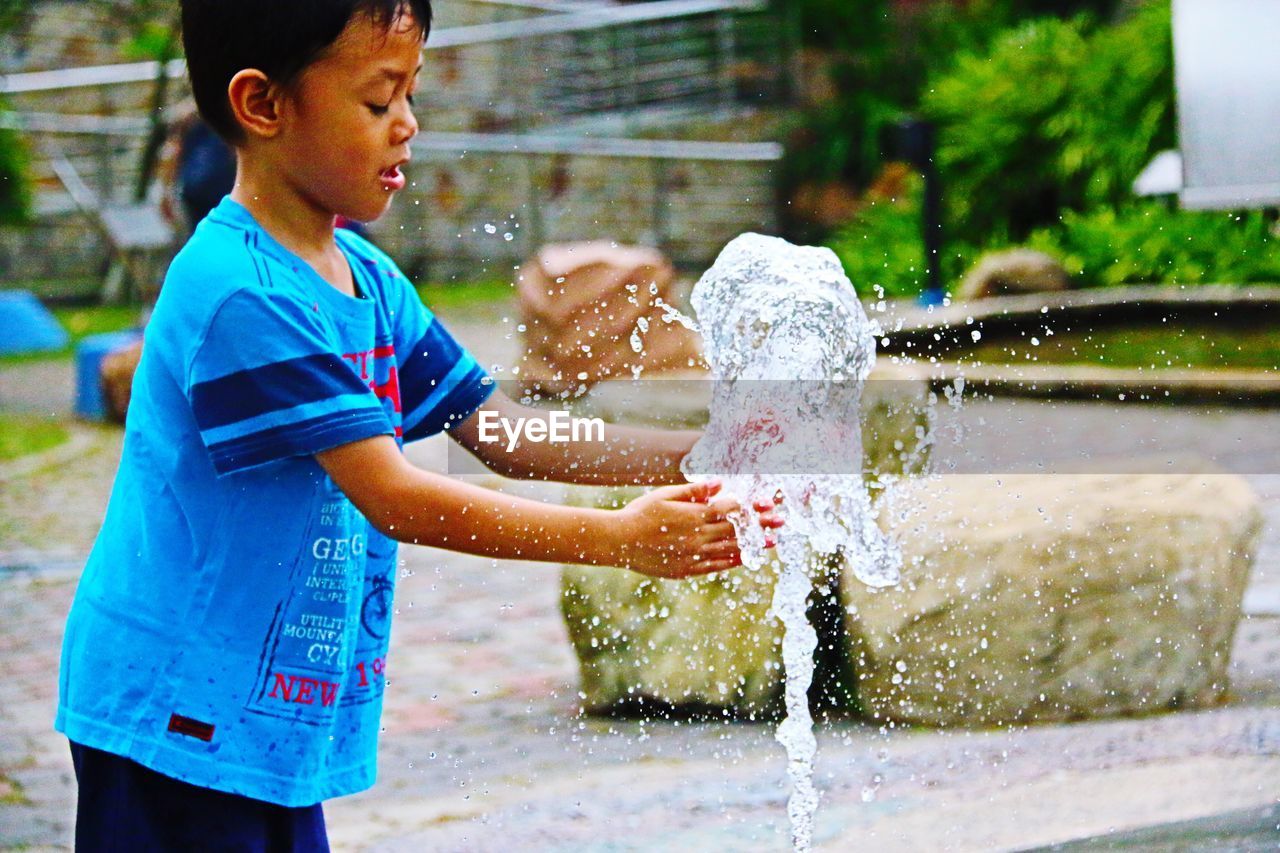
55, 1, 782, 849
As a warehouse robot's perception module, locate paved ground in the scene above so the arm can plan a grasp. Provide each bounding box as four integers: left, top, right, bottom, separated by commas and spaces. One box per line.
2, 304, 1279, 851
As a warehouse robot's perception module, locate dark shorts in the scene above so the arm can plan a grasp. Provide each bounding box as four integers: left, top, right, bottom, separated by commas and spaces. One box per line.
69, 742, 329, 852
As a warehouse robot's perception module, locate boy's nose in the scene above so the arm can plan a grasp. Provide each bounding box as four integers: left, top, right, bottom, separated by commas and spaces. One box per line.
395, 104, 418, 144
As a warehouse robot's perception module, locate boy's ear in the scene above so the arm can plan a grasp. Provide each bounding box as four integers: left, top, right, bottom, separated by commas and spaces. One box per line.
227, 69, 284, 139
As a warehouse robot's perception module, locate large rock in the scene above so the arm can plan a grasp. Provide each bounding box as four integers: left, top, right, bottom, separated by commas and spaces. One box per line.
560, 366, 932, 715
563, 558, 785, 716
845, 472, 1262, 727
516, 242, 702, 393
956, 248, 1070, 300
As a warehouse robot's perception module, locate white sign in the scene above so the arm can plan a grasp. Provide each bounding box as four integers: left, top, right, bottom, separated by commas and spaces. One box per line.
1173, 0, 1280, 209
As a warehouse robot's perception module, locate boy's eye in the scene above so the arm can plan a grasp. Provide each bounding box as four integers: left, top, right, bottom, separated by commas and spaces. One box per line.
367, 93, 413, 116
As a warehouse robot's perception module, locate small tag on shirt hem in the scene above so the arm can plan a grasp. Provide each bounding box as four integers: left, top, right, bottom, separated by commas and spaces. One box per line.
167, 713, 216, 742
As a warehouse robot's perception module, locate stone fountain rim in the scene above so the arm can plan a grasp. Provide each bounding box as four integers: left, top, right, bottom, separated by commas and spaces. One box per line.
876, 283, 1280, 407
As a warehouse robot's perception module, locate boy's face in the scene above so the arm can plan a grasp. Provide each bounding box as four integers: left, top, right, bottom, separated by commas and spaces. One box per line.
276, 11, 422, 223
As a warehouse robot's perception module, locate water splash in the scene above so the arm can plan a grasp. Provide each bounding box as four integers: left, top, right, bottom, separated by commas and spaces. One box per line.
681, 233, 901, 851
654, 296, 700, 331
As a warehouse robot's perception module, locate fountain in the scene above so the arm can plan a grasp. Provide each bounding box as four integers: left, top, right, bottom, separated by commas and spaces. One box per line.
681, 233, 901, 851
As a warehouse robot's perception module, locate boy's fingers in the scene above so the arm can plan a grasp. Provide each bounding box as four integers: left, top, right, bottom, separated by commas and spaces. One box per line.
698, 521, 736, 543
692, 555, 742, 574
750, 491, 784, 511
700, 539, 742, 559
703, 498, 740, 523
663, 479, 721, 504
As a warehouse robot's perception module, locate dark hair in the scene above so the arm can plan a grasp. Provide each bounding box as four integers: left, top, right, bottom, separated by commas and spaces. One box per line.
181, 0, 432, 143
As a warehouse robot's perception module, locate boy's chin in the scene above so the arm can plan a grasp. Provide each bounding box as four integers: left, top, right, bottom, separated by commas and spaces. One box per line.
341, 199, 393, 225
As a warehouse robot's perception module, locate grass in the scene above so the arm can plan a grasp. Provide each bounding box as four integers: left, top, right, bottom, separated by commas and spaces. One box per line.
416, 278, 516, 315
0, 772, 30, 806
0, 276, 100, 302
0, 414, 68, 462
53, 304, 145, 342
0, 278, 510, 368
962, 319, 1280, 370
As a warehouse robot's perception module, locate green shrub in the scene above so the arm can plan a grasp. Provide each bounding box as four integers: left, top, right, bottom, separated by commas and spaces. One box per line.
922, 1, 1175, 244
0, 3, 30, 224
826, 175, 975, 299
1028, 203, 1280, 286
1053, 0, 1175, 208
0, 0, 23, 31
923, 17, 1087, 243
0, 117, 30, 226
826, 1, 1268, 295
778, 0, 1125, 230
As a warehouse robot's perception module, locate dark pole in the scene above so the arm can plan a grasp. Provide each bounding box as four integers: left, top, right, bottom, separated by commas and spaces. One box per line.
896, 118, 945, 305
919, 126, 944, 305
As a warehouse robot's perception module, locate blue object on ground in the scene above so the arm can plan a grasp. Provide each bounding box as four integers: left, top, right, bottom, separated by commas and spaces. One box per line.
0, 291, 69, 356
75, 330, 144, 420
917, 287, 947, 306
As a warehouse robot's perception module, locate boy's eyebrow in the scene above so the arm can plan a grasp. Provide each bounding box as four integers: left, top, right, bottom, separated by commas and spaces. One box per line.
375, 63, 423, 83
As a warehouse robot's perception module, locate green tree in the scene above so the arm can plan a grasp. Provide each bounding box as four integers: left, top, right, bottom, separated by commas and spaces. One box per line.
922, 1, 1175, 244
91, 0, 182, 202
922, 17, 1089, 243
777, 0, 1129, 243
0, 0, 31, 225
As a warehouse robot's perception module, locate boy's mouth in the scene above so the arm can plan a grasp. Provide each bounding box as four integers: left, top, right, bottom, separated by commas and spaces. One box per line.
379, 165, 406, 192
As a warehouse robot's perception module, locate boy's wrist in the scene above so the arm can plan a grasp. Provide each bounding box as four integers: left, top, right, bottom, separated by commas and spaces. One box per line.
583, 506, 634, 569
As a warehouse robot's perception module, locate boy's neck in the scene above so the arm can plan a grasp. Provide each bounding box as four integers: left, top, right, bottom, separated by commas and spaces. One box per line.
230, 158, 355, 296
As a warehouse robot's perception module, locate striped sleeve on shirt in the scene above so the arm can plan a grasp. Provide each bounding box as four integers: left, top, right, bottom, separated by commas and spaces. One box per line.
398, 311, 494, 443
188, 288, 392, 475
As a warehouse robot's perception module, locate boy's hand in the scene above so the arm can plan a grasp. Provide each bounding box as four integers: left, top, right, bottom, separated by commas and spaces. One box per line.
611, 481, 784, 579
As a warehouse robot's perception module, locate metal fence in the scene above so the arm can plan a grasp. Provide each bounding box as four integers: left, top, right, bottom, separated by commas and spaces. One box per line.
0, 0, 791, 287
419, 0, 783, 129
378, 131, 782, 278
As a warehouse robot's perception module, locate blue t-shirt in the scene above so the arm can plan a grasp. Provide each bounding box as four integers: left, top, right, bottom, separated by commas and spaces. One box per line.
56, 197, 494, 806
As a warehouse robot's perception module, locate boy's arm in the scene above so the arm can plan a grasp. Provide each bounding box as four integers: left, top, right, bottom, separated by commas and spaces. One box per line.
450, 390, 698, 487
316, 435, 757, 578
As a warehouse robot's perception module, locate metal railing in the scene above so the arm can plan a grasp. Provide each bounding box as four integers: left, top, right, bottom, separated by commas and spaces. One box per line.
379, 130, 782, 275
0, 0, 789, 284
0, 0, 767, 92
410, 131, 781, 160
421, 0, 780, 128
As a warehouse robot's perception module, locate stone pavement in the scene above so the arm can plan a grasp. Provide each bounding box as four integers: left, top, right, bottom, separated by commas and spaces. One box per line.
3, 542, 1279, 851
3, 307, 1280, 850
